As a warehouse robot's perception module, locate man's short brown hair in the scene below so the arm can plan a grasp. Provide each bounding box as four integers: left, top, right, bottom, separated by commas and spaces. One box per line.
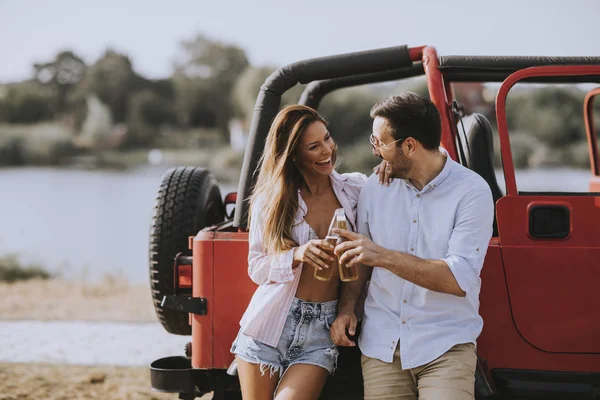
370, 92, 442, 151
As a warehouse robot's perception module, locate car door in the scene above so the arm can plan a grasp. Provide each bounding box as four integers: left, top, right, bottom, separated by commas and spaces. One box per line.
495, 66, 600, 354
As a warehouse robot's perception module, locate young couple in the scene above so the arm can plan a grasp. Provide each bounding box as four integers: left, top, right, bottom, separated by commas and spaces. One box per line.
230, 93, 495, 400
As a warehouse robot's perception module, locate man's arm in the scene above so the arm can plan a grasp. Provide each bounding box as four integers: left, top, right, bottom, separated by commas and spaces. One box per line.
338, 265, 370, 315
331, 182, 372, 346
335, 187, 494, 297
378, 252, 465, 296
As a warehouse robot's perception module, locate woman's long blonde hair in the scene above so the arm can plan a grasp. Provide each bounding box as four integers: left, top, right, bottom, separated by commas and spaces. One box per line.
249, 105, 334, 254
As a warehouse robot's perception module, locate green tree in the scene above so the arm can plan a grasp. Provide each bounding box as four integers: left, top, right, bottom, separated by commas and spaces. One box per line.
319, 87, 381, 146
172, 34, 249, 139
72, 49, 138, 124
507, 86, 585, 147
4, 82, 57, 123
34, 50, 86, 114
126, 89, 177, 146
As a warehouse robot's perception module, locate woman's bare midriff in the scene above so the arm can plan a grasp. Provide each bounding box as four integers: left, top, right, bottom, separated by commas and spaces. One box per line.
295, 189, 342, 303
296, 260, 341, 302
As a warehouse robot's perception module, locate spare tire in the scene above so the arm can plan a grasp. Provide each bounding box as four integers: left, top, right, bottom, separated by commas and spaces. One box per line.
149, 167, 225, 335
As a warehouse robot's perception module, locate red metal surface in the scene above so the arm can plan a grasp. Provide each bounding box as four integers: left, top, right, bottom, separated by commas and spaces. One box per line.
422, 46, 459, 161
212, 232, 254, 369
590, 175, 600, 192
584, 87, 600, 177
478, 243, 600, 375
191, 231, 215, 369
496, 195, 600, 356
444, 80, 455, 108
496, 65, 600, 195
408, 45, 426, 62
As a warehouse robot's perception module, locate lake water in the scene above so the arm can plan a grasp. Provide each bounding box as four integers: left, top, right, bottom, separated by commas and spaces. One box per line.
0, 166, 594, 283
0, 167, 236, 283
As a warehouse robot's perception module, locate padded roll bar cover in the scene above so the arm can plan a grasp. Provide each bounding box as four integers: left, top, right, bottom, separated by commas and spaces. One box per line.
440, 56, 600, 70
299, 63, 425, 109
440, 56, 600, 82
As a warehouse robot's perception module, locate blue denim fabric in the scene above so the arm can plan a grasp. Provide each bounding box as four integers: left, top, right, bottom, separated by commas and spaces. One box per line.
231, 297, 339, 377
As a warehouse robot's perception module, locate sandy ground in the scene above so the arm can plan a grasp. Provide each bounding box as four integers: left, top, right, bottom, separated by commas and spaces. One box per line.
0, 279, 215, 399
0, 363, 212, 400
0, 278, 157, 322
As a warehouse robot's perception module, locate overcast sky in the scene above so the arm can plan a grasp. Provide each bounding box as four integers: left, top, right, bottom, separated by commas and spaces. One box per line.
1, 0, 598, 83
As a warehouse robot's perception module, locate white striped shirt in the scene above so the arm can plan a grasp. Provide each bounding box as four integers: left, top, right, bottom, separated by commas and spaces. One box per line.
239, 171, 367, 347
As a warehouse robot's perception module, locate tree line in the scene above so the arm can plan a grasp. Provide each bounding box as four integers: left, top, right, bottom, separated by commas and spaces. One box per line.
1, 33, 597, 165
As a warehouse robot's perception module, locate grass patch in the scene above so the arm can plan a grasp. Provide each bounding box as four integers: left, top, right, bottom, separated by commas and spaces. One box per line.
0, 254, 52, 283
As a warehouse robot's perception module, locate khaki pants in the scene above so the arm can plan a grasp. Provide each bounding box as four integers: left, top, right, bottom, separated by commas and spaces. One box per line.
361, 343, 476, 400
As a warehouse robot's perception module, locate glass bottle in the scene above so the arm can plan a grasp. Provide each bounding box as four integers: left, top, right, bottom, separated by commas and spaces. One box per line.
313, 213, 339, 282
334, 209, 359, 282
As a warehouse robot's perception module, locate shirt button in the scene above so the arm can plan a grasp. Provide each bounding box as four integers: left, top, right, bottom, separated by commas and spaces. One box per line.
413, 220, 417, 223
402, 320, 406, 324
410, 248, 414, 252
403, 300, 408, 304
416, 194, 421, 198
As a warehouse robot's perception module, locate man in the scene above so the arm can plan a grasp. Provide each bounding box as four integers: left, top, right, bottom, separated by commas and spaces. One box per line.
330, 93, 494, 399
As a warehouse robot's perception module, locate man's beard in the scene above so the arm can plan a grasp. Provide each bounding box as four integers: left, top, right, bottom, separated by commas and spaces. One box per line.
388, 153, 412, 179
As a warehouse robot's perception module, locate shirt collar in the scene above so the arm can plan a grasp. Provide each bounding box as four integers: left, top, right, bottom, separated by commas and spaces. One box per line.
401, 147, 454, 193
422, 147, 453, 192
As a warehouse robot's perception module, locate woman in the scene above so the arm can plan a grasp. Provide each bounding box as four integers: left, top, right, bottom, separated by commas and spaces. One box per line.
231, 105, 367, 400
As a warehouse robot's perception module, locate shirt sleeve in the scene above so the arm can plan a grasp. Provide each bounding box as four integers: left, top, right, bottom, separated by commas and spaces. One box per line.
247, 197, 296, 285
442, 187, 494, 294
343, 172, 369, 187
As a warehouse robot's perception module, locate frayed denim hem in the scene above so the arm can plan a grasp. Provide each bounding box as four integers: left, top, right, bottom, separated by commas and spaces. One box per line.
234, 354, 284, 379
259, 361, 284, 378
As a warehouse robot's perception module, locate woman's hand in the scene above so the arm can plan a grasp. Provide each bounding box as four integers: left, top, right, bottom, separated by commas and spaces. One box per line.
293, 240, 335, 270
373, 160, 393, 186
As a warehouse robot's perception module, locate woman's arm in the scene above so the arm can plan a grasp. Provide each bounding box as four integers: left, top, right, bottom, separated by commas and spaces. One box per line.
247, 201, 296, 285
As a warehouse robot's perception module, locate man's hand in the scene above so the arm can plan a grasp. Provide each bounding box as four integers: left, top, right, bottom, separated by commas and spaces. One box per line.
333, 229, 390, 268
330, 310, 358, 347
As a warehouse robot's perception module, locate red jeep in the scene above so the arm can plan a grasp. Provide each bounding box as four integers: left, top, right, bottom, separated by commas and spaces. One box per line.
148, 45, 600, 399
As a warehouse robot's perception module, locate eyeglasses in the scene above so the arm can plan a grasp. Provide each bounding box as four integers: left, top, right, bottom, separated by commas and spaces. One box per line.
369, 133, 405, 151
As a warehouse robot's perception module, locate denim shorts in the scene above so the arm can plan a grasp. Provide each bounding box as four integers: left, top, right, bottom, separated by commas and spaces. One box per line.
231, 297, 339, 377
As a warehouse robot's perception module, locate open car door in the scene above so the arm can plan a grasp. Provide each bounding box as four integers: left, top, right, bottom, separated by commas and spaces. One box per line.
495, 66, 600, 354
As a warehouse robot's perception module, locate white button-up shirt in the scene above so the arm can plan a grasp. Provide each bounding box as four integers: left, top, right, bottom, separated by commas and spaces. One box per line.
357, 149, 494, 368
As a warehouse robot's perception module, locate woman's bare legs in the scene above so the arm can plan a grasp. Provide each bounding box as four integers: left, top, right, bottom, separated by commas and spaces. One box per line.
237, 356, 280, 400
274, 364, 329, 400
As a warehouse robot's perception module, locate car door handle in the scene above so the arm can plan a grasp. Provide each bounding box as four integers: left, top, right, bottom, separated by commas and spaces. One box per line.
528, 205, 570, 239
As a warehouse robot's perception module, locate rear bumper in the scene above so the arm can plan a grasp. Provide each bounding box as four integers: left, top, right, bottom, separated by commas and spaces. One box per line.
150, 356, 238, 397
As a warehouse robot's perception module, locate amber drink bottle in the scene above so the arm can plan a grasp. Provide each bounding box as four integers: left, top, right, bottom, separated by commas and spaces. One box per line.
313, 236, 338, 281
313, 213, 339, 282
334, 209, 359, 282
